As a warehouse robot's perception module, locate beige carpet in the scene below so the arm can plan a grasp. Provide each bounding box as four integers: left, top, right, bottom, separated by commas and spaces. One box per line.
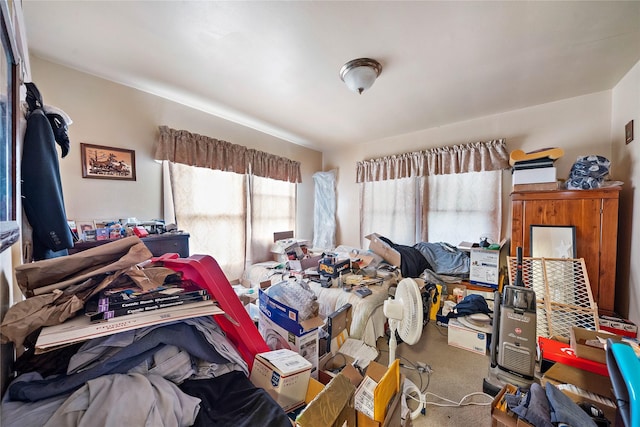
376, 321, 494, 426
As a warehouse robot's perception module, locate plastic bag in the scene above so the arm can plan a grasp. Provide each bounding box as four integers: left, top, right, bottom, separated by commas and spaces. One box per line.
313, 170, 337, 250
565, 155, 610, 190
265, 279, 319, 321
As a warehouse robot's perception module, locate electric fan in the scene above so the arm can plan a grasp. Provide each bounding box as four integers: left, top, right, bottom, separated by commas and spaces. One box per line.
384, 278, 425, 419
384, 278, 424, 364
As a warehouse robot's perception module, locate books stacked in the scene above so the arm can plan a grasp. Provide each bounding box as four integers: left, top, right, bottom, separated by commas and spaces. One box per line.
509, 147, 564, 191
35, 279, 221, 351
85, 279, 212, 322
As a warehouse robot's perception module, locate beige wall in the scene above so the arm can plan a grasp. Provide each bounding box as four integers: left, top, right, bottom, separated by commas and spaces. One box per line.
611, 60, 640, 323
29, 56, 323, 242
20, 55, 640, 326
324, 91, 613, 248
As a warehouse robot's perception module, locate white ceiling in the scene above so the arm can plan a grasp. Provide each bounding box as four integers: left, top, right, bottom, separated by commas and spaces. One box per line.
22, 1, 640, 151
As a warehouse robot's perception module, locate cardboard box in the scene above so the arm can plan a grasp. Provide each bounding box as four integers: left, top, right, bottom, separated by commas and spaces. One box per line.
318, 352, 364, 386
599, 315, 638, 338
318, 257, 350, 278
271, 238, 310, 262
511, 166, 557, 185
289, 255, 323, 272
570, 326, 622, 364
491, 383, 534, 427
540, 362, 617, 423
354, 359, 401, 427
447, 318, 488, 355
296, 374, 356, 427
365, 233, 401, 268
318, 304, 378, 385
249, 349, 312, 412
258, 290, 324, 378
469, 239, 509, 288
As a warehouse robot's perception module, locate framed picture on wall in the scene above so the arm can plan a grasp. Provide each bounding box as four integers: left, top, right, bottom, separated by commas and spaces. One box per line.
81, 143, 136, 181
530, 225, 576, 259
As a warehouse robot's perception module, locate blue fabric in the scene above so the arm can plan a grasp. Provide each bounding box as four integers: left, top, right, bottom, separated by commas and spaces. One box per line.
546, 382, 597, 427
413, 242, 470, 276
447, 294, 492, 318
510, 383, 553, 427
8, 322, 229, 402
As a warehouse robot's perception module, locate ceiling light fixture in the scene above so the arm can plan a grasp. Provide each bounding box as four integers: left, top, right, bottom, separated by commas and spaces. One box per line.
340, 58, 382, 94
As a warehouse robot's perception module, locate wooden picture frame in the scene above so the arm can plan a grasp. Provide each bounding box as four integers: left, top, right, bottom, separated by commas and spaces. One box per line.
81, 143, 136, 180
625, 120, 634, 145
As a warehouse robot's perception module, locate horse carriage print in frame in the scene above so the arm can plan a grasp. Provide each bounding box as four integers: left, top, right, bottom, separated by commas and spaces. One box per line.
81, 143, 136, 181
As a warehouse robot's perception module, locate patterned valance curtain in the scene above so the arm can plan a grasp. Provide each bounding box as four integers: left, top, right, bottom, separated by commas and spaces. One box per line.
155, 126, 302, 183
356, 139, 509, 183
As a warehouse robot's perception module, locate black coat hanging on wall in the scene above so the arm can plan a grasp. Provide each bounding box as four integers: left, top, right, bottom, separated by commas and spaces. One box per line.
21, 82, 73, 260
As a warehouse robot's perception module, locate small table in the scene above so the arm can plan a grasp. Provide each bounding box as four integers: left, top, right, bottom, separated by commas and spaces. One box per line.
69, 232, 190, 258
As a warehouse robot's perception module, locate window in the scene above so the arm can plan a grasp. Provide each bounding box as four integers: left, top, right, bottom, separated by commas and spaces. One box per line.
169, 162, 295, 280
360, 177, 418, 247
248, 175, 296, 267
357, 139, 508, 246
424, 170, 502, 244
360, 170, 502, 246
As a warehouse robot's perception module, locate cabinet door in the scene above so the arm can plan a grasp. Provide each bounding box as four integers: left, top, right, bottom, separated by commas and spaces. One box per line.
516, 199, 601, 297
511, 188, 620, 314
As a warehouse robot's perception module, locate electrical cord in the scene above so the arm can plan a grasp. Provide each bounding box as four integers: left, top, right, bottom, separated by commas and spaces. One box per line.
424, 391, 494, 407
379, 327, 491, 418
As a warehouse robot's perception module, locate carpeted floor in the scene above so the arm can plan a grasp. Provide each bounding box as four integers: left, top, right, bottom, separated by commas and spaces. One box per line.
376, 321, 494, 426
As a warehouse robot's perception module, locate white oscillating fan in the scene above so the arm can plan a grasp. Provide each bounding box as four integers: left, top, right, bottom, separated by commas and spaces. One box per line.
383, 278, 426, 420
383, 278, 424, 366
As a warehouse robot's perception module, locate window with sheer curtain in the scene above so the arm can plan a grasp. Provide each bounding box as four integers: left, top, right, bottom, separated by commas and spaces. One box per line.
155, 126, 300, 280
167, 163, 296, 280
358, 140, 508, 247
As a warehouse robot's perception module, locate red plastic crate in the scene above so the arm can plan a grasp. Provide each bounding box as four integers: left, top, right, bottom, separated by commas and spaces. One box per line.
538, 336, 609, 377
153, 253, 269, 370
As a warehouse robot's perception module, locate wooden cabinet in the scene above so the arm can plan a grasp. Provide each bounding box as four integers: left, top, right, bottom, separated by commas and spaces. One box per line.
510, 187, 620, 315
70, 232, 190, 258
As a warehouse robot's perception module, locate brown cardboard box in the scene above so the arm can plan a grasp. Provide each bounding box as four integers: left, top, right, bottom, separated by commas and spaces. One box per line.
490, 384, 534, 427
355, 360, 401, 427
365, 233, 401, 267
317, 353, 362, 386
570, 327, 622, 364
296, 374, 356, 427
250, 349, 313, 412
541, 362, 614, 400
540, 362, 617, 422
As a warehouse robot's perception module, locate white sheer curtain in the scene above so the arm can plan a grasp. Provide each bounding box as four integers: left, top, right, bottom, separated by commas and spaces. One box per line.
423, 170, 502, 244
360, 177, 418, 247
358, 140, 508, 246
167, 162, 295, 280
169, 162, 246, 280
247, 175, 296, 267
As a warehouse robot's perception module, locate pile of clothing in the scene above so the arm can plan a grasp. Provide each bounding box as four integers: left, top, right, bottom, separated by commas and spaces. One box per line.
505, 383, 608, 427
1, 237, 291, 427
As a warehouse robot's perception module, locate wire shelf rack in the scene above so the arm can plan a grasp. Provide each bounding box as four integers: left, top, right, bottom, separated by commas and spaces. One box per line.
507, 257, 599, 340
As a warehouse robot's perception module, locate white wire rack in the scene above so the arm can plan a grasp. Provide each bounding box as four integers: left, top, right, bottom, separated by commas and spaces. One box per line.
507, 257, 600, 340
